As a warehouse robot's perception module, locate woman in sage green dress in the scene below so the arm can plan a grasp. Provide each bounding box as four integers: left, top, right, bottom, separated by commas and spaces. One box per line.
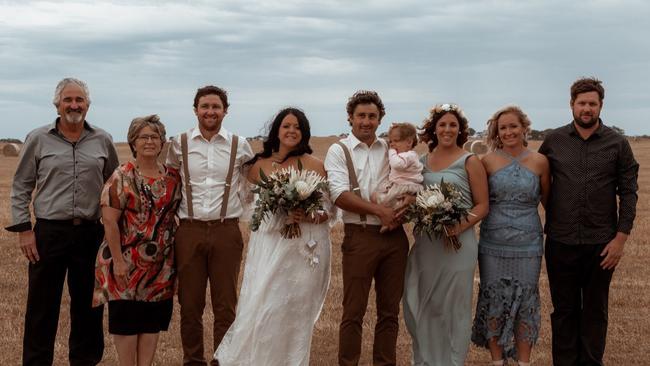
403, 103, 489, 366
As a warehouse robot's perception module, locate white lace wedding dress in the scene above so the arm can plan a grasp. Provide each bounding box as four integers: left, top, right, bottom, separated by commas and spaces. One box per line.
213, 189, 332, 366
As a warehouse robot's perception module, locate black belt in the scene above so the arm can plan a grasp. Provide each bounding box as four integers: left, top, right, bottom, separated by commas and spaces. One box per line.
37, 218, 101, 226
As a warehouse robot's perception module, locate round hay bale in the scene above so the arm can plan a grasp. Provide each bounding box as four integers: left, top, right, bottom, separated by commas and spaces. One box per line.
470, 140, 488, 155
463, 140, 473, 152
3, 143, 21, 157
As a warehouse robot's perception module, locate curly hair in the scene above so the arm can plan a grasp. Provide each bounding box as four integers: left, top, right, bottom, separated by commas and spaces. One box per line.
388, 122, 418, 149
193, 85, 229, 110
419, 103, 469, 151
346, 90, 386, 121
485, 105, 531, 151
127, 114, 167, 158
570, 77, 604, 103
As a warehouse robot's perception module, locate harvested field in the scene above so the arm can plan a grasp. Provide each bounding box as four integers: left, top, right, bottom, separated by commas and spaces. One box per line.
0, 138, 648, 365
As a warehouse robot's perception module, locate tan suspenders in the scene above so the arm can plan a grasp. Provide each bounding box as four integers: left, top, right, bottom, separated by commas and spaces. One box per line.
336, 141, 367, 225
180, 132, 239, 222
220, 135, 239, 222
180, 133, 194, 219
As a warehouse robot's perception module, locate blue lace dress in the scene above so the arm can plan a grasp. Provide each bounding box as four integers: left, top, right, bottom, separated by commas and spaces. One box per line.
471, 150, 542, 359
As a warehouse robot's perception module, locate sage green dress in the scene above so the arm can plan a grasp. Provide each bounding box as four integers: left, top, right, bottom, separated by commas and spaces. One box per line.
403, 152, 478, 366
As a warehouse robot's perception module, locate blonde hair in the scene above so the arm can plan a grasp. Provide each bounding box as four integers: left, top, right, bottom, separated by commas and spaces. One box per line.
388, 122, 418, 148
127, 114, 167, 157
485, 105, 531, 151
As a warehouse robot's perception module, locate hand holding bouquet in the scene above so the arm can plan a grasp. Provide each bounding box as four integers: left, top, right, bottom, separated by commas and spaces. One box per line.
250, 161, 328, 239
403, 179, 471, 251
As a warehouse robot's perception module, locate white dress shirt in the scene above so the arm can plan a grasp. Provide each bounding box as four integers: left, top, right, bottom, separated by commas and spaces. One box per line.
166, 126, 254, 220
324, 133, 389, 225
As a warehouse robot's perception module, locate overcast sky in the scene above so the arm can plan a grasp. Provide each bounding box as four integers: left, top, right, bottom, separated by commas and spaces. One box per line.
1, 0, 649, 141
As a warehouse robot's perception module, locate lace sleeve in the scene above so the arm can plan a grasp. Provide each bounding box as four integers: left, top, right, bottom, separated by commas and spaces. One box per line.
239, 181, 256, 222
321, 188, 341, 229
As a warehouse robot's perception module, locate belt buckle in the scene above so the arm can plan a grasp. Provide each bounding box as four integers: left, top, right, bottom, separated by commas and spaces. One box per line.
72, 218, 83, 226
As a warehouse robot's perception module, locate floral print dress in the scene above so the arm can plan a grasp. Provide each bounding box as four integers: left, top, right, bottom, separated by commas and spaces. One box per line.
93, 161, 181, 306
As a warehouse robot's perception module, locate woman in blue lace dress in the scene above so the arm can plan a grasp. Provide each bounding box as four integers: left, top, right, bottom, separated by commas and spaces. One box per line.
471, 106, 550, 366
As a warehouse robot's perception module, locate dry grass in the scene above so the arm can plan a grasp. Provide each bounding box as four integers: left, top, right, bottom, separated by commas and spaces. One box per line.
0, 138, 648, 365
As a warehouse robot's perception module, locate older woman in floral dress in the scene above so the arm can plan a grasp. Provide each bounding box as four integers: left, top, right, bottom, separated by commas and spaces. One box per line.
93, 115, 181, 366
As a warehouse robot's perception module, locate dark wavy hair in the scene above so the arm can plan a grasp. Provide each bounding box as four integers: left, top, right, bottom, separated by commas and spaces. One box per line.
346, 90, 386, 121
245, 107, 313, 166
193, 85, 229, 110
570, 77, 604, 104
419, 103, 469, 151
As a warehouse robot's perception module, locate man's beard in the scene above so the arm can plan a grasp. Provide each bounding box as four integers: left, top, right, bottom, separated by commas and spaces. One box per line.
64, 111, 84, 124
574, 113, 599, 129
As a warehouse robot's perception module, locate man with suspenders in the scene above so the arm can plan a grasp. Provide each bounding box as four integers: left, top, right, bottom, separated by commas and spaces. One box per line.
325, 90, 409, 366
166, 85, 253, 365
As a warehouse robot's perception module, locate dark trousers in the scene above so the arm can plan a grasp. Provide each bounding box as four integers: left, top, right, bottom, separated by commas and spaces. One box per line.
24, 219, 105, 366
175, 219, 244, 366
338, 224, 409, 366
545, 238, 614, 366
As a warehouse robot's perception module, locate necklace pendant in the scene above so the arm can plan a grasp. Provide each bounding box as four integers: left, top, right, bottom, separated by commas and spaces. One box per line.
307, 239, 317, 249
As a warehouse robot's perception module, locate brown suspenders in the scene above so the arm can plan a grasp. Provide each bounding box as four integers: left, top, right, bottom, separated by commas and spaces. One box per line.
220, 135, 239, 222
180, 133, 194, 219
336, 141, 367, 225
180, 132, 239, 221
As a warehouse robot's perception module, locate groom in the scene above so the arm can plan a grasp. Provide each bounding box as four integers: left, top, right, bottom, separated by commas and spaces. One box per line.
166, 85, 253, 365
325, 90, 409, 366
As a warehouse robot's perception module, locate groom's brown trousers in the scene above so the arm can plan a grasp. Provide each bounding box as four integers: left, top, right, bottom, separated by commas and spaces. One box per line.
175, 219, 244, 366
339, 224, 409, 366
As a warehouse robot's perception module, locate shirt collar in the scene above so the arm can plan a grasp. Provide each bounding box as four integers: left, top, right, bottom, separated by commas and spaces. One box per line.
347, 132, 384, 150
191, 126, 230, 142
568, 119, 604, 138
48, 117, 93, 136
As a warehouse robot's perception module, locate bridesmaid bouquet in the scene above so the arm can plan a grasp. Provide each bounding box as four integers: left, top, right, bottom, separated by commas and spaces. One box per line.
250, 161, 328, 239
404, 179, 470, 251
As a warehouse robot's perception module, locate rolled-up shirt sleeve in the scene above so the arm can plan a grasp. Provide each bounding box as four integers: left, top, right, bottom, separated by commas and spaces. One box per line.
616, 140, 639, 234
324, 143, 349, 204
7, 132, 38, 232
165, 136, 182, 170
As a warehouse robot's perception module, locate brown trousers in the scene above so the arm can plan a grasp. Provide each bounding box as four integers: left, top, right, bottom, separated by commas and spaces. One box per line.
338, 224, 409, 366
175, 219, 244, 366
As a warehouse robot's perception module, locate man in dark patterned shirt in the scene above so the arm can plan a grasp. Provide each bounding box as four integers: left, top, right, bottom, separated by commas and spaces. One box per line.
539, 77, 639, 366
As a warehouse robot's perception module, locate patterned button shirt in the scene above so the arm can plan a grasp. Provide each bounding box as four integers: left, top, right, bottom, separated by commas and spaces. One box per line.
539, 121, 639, 245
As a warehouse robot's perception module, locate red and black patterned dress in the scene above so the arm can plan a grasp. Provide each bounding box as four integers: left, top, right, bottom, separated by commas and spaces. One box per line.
93, 161, 181, 334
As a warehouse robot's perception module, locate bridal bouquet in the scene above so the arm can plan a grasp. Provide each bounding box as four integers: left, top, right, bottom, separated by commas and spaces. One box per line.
403, 179, 471, 251
250, 161, 328, 239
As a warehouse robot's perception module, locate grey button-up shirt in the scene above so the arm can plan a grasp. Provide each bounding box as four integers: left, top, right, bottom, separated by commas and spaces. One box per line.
6, 119, 119, 232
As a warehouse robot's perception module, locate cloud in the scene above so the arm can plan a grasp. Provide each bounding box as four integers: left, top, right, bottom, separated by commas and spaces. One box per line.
1, 0, 649, 140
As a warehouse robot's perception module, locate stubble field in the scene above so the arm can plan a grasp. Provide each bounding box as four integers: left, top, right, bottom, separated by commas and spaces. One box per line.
0, 137, 648, 365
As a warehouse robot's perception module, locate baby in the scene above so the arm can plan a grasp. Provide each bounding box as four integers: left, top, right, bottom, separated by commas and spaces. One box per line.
374, 122, 424, 231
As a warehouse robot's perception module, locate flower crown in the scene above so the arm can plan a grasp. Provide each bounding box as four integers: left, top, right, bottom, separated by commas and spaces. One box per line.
430, 103, 466, 119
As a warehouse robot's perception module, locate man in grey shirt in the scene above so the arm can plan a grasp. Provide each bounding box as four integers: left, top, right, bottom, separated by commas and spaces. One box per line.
5, 77, 119, 365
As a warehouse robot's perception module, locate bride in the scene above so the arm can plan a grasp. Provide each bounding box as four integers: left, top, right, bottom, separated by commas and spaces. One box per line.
214, 107, 332, 366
